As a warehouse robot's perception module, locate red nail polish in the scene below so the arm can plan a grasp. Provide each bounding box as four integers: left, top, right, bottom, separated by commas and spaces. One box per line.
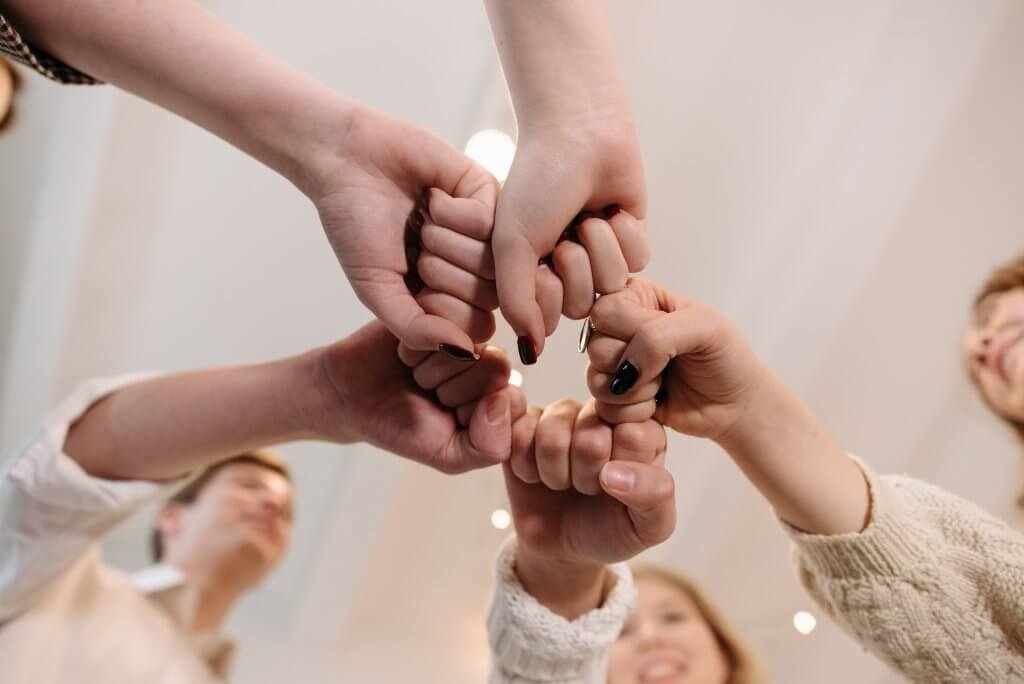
517, 336, 537, 365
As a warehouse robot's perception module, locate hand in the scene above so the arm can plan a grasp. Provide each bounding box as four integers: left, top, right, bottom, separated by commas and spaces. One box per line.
310, 105, 500, 357
587, 277, 764, 441
312, 321, 525, 474
493, 122, 649, 364
506, 399, 671, 566
504, 399, 672, 618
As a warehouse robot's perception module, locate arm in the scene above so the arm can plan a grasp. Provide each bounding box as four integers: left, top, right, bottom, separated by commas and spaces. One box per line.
1, 320, 522, 622
589, 278, 1024, 680
488, 401, 673, 682
483, 1, 648, 361
2, 0, 497, 354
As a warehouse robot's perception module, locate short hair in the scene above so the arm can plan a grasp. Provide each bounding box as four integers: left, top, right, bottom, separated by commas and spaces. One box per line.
150, 450, 291, 562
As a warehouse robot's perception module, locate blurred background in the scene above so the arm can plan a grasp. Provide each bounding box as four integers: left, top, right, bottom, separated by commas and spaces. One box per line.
3, 1, 1024, 681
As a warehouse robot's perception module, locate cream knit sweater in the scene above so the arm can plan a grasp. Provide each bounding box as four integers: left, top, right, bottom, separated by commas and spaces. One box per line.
488, 459, 1024, 683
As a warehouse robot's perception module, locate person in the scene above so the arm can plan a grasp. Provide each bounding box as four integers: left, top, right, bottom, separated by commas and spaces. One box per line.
0, 320, 525, 682
584, 272, 1024, 683
0, 0, 650, 362
480, 397, 765, 683
482, 0, 649, 363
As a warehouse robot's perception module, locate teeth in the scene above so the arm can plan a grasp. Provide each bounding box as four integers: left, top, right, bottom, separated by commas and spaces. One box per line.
640, 662, 678, 680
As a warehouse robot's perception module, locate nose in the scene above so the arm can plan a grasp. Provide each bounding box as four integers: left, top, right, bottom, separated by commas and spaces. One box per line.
967, 328, 993, 367
636, 619, 662, 648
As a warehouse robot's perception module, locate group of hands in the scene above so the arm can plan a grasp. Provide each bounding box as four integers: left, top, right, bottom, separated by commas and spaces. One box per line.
303, 104, 769, 610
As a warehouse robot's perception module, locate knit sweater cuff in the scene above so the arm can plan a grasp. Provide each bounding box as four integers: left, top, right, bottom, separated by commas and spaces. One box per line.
779, 456, 935, 580
488, 536, 635, 682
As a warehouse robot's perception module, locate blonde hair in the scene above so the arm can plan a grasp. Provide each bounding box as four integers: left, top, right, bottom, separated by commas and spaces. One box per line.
631, 564, 768, 684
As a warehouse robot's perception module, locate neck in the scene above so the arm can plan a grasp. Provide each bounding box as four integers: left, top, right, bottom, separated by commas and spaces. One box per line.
169, 559, 252, 633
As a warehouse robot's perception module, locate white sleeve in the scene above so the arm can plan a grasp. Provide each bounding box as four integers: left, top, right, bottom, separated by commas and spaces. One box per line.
488, 536, 635, 684
0, 373, 185, 622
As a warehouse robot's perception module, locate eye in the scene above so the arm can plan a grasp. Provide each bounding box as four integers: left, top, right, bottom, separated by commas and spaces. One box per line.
660, 611, 688, 625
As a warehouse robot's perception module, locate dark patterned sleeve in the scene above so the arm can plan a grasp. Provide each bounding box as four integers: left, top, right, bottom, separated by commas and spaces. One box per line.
1, 14, 101, 85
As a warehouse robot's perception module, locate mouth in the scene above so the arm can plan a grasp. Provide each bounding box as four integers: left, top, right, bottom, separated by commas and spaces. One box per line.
993, 334, 1024, 383
638, 659, 685, 683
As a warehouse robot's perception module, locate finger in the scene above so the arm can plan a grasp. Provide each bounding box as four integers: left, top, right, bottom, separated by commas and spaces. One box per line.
552, 240, 595, 320
534, 399, 581, 490
493, 225, 547, 364
611, 307, 729, 395
536, 264, 564, 336
417, 289, 496, 344
440, 389, 513, 473
412, 343, 489, 390
420, 221, 495, 279
397, 342, 432, 368
436, 347, 511, 407
510, 407, 543, 483
611, 420, 666, 465
586, 334, 629, 373
607, 209, 650, 273
589, 288, 663, 342
587, 366, 660, 405
569, 399, 613, 495
595, 399, 658, 425
579, 218, 628, 294
457, 384, 528, 428
599, 461, 677, 546
427, 187, 495, 241
359, 271, 478, 354
418, 248, 499, 310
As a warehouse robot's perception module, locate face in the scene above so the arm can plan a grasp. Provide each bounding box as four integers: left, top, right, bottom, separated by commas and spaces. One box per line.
161, 463, 294, 586
607, 577, 731, 684
964, 288, 1024, 423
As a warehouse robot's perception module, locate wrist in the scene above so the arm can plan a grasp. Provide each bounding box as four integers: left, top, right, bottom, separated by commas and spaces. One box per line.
515, 543, 611, 620
297, 344, 362, 445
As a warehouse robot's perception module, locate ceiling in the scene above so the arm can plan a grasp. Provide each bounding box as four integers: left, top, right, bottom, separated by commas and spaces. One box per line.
3, 1, 1024, 682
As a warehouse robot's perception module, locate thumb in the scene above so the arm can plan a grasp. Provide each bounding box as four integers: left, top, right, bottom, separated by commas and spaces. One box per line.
493, 225, 547, 365
446, 391, 512, 473
599, 461, 677, 546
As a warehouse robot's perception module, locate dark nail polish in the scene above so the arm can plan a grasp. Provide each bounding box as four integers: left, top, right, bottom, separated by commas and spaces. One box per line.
655, 385, 668, 407
438, 344, 477, 361
517, 336, 537, 365
609, 361, 640, 395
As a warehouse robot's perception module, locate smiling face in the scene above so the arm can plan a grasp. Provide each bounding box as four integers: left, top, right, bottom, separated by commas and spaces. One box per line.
964, 287, 1024, 424
607, 575, 732, 684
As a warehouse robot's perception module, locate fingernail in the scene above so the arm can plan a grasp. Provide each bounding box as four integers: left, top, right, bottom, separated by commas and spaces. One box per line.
487, 394, 509, 425
517, 336, 537, 365
609, 361, 639, 395
602, 463, 635, 492
439, 344, 477, 361
655, 385, 668, 407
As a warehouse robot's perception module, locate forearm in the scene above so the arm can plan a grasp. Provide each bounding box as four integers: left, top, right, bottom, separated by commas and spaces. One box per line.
717, 368, 871, 536
64, 349, 343, 481
483, 0, 631, 130
514, 544, 610, 620
3, 0, 353, 195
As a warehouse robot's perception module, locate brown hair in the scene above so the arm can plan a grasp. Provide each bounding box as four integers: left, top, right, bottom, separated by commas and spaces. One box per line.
150, 450, 291, 561
631, 565, 768, 684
